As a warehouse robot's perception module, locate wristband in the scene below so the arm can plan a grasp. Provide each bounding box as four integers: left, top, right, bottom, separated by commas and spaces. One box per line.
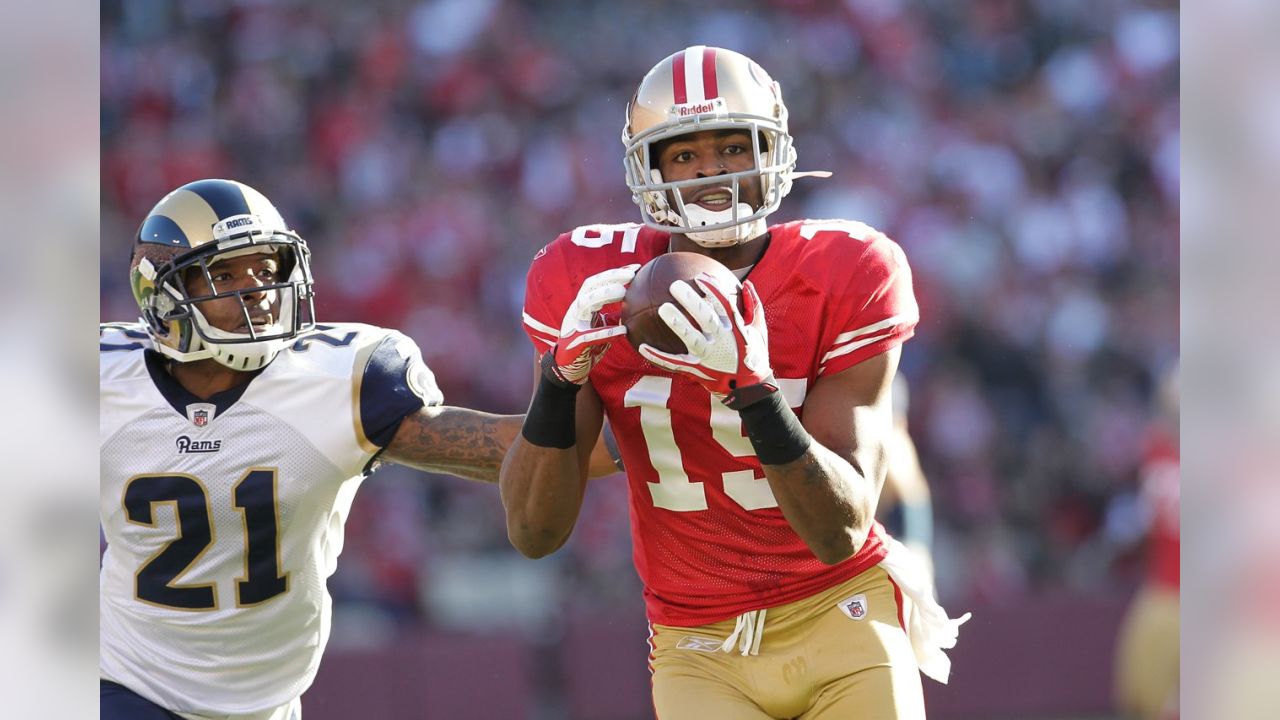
521, 357, 581, 449
723, 375, 779, 411
539, 349, 578, 390
738, 391, 812, 466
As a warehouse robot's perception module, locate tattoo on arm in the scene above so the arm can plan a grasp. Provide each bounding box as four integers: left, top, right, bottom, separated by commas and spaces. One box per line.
382, 406, 522, 483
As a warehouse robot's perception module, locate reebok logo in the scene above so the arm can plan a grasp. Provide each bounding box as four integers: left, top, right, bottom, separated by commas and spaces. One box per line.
176, 435, 222, 454
675, 636, 723, 653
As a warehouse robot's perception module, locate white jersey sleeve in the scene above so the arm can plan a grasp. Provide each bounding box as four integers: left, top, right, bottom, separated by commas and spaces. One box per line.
99, 322, 439, 717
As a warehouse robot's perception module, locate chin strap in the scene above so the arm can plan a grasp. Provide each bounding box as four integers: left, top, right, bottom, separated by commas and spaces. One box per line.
645, 167, 833, 248
686, 216, 765, 248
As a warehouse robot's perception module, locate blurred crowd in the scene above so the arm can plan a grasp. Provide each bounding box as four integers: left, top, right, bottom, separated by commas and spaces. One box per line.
100, 0, 1178, 640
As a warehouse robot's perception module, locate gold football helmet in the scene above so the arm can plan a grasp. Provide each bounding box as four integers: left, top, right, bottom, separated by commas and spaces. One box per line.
129, 179, 315, 370
623, 46, 821, 247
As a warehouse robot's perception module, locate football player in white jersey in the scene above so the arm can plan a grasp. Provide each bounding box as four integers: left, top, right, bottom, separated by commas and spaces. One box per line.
101, 178, 615, 720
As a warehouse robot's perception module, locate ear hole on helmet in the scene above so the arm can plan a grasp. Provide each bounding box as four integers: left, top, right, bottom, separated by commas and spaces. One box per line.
277, 245, 299, 278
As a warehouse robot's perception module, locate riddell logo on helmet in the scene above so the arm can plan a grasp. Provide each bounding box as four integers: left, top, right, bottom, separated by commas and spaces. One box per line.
669, 97, 726, 120
678, 102, 716, 116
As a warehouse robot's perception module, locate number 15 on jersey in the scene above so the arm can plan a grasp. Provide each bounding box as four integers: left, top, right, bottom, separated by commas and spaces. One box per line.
622, 375, 807, 513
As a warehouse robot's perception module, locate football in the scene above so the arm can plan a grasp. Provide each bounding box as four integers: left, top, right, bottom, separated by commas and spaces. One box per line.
621, 252, 741, 355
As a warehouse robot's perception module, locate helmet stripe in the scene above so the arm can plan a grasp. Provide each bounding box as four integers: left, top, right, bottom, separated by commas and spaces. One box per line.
185, 179, 251, 221
702, 47, 719, 99
138, 214, 191, 248
683, 45, 706, 102
672, 50, 687, 104
156, 189, 222, 250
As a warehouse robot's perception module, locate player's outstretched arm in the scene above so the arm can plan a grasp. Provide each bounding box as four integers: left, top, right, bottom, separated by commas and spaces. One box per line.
381, 406, 521, 483
381, 405, 619, 485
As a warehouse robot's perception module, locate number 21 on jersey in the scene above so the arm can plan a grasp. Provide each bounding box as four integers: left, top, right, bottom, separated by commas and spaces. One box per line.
623, 376, 806, 513
124, 468, 287, 611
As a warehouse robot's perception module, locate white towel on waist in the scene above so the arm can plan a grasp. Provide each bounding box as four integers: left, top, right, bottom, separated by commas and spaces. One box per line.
879, 535, 971, 684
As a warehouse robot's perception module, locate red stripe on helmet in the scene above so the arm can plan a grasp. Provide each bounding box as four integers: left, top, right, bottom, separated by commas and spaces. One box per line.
672, 51, 688, 104
702, 47, 719, 99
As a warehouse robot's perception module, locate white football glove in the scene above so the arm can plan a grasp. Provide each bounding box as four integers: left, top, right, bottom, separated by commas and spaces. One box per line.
545, 264, 640, 385
638, 274, 778, 408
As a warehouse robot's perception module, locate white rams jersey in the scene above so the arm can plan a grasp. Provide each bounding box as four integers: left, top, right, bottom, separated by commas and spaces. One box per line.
99, 321, 442, 716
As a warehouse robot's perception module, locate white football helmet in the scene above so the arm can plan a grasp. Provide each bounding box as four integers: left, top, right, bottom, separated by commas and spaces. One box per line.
622, 46, 821, 247
129, 179, 316, 371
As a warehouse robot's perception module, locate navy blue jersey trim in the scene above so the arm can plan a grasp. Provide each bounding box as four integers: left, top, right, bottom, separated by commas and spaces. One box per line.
359, 335, 428, 448
106, 324, 151, 340
100, 680, 186, 720
137, 214, 191, 248
186, 179, 251, 220
144, 350, 262, 418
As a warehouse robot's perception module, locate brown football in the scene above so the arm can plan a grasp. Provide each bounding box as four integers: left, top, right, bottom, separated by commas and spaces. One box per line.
622, 252, 740, 355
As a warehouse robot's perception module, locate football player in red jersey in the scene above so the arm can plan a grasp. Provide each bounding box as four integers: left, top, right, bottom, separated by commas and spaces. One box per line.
1114, 362, 1180, 720
501, 47, 967, 718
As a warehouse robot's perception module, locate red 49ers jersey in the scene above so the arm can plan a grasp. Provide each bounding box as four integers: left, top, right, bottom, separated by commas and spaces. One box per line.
1141, 431, 1180, 591
522, 220, 920, 626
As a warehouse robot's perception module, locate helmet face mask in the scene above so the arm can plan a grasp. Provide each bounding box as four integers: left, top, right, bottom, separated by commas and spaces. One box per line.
147, 238, 312, 338
130, 179, 316, 371
622, 47, 800, 248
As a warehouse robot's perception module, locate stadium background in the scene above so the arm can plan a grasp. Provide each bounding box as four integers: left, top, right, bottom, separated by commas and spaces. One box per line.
99, 1, 1178, 718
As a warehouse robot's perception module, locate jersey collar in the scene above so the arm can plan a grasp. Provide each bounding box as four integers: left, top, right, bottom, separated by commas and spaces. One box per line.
144, 350, 262, 421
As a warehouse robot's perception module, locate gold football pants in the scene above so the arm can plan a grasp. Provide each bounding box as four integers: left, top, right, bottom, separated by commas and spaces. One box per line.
649, 566, 925, 719
1114, 586, 1179, 720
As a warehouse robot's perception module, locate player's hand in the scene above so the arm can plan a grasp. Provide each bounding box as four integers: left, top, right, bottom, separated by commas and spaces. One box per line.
638, 275, 779, 408
545, 264, 641, 386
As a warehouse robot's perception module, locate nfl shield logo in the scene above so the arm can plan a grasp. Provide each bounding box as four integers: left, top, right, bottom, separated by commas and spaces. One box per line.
187, 403, 216, 427
838, 594, 868, 621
